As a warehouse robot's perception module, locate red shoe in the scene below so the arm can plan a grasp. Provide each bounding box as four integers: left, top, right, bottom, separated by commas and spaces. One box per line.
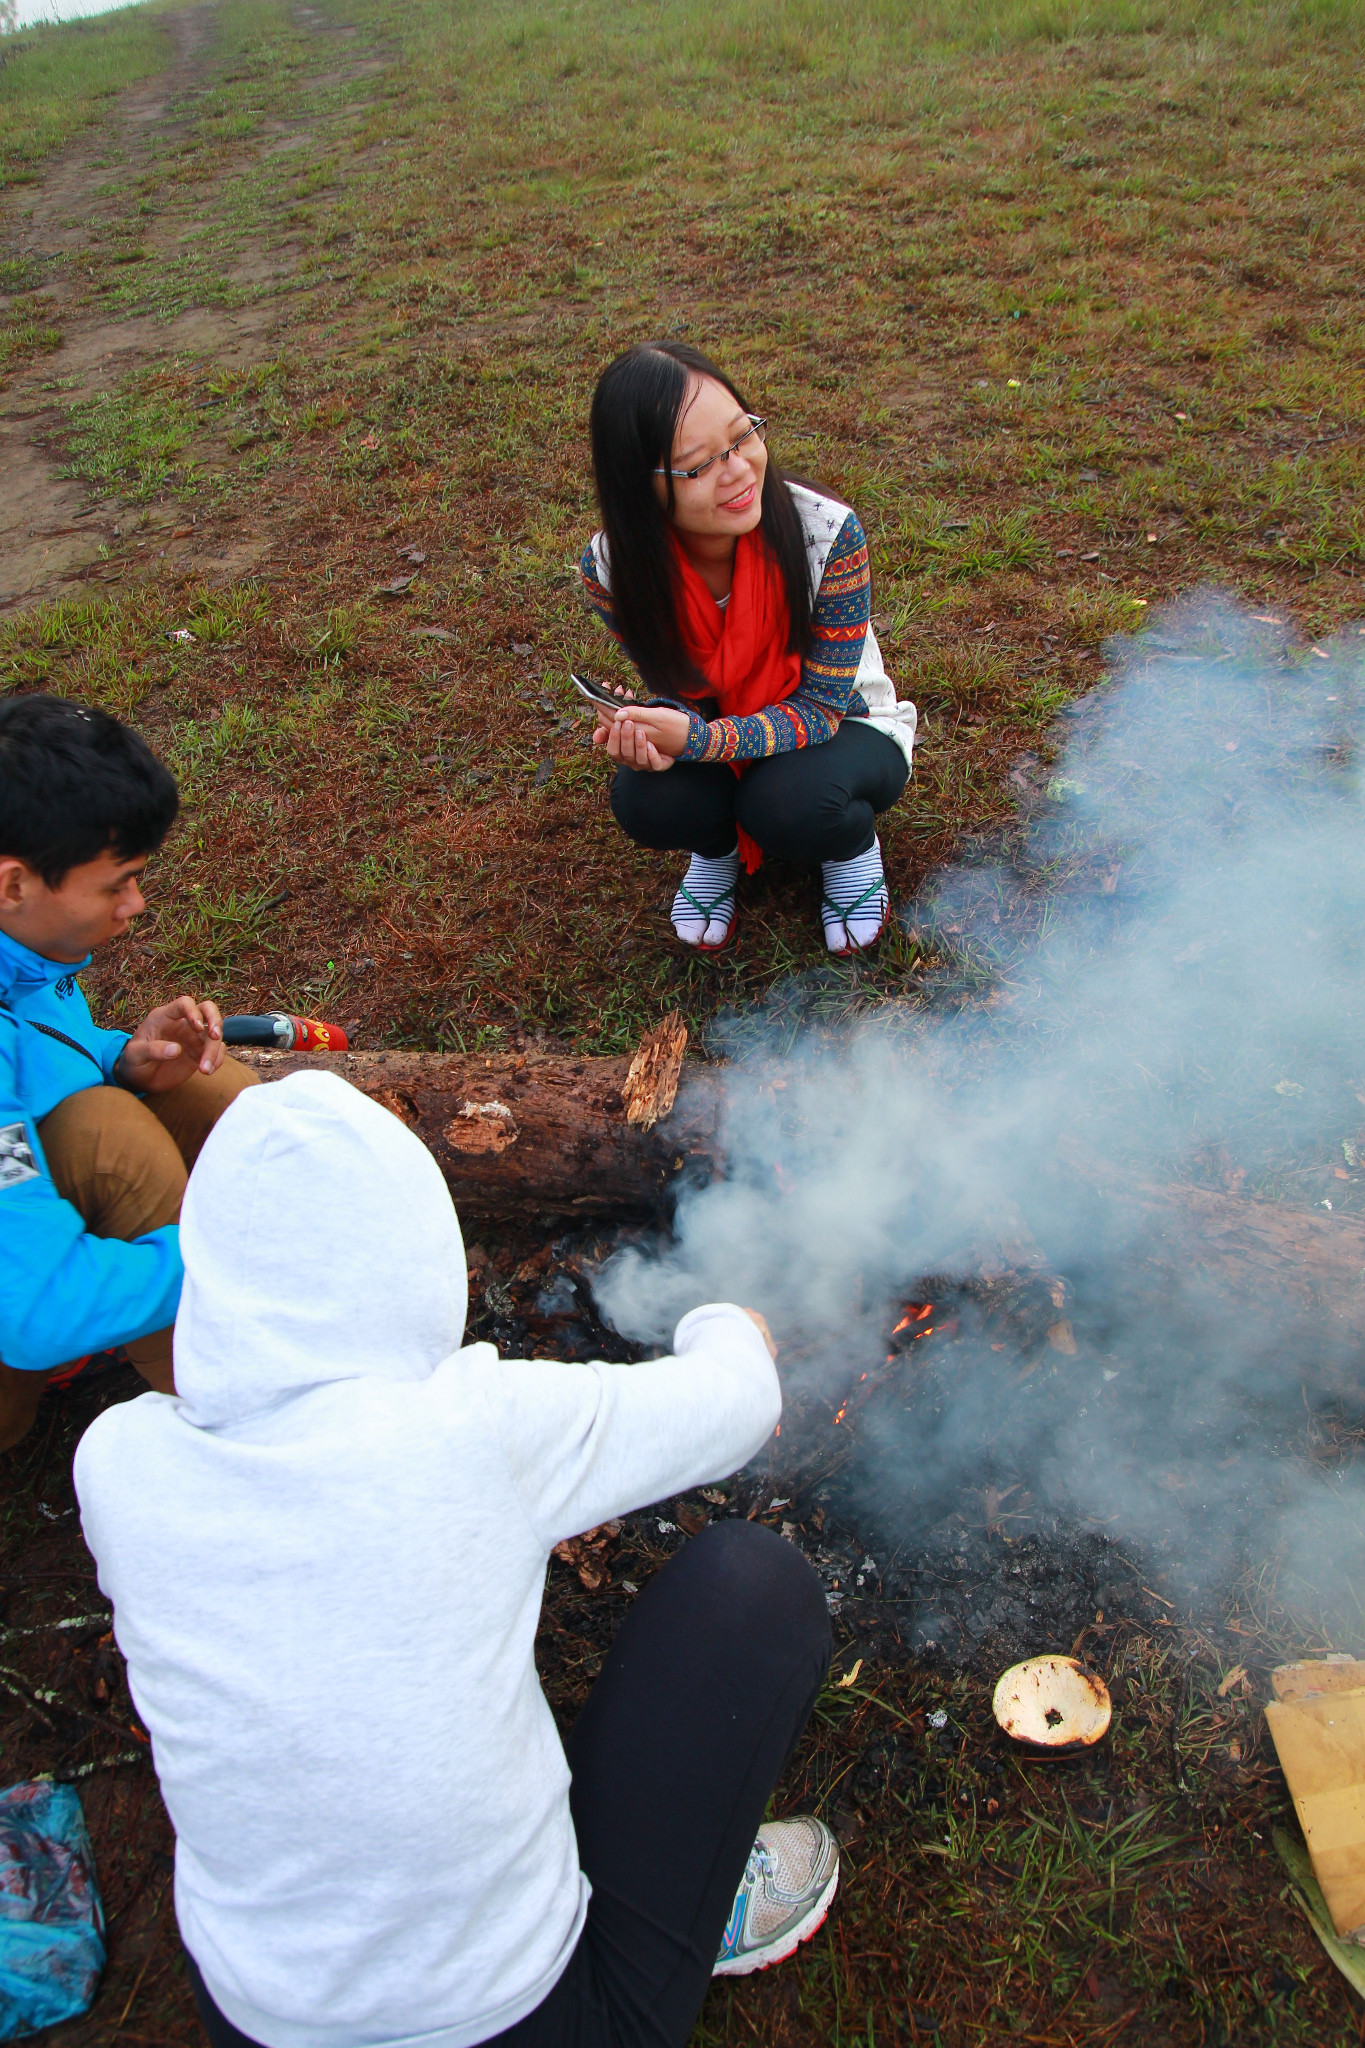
47, 1349, 128, 1390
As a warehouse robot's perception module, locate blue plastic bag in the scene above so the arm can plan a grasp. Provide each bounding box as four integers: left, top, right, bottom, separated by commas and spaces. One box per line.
0, 1781, 105, 2040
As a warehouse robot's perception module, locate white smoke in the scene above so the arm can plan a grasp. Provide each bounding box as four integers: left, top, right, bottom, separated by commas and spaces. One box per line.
597, 592, 1365, 1615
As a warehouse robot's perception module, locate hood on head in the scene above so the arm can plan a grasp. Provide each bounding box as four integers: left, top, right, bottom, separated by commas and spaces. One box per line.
173, 1070, 467, 1428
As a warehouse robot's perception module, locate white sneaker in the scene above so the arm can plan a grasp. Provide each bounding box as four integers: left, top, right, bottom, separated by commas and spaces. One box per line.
672, 847, 740, 950
712, 1817, 839, 1976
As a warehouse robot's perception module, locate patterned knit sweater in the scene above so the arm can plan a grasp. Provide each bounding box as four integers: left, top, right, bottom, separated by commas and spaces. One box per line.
579, 505, 872, 763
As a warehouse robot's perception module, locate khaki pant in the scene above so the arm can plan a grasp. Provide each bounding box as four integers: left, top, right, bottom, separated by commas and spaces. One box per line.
0, 1058, 257, 1451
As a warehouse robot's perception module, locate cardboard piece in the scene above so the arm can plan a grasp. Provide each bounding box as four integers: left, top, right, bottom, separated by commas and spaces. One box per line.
1272, 1656, 1365, 1703
1265, 1686, 1365, 1940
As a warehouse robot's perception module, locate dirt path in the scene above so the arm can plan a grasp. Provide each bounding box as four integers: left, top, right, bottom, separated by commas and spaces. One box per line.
0, 1, 378, 610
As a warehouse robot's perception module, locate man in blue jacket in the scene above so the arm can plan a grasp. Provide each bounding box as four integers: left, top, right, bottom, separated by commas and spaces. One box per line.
0, 694, 255, 1450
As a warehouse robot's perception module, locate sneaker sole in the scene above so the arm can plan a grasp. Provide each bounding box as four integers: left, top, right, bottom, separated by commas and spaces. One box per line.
712, 1863, 839, 1977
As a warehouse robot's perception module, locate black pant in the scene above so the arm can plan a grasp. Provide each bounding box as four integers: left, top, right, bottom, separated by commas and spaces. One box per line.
187, 1521, 832, 2048
611, 718, 908, 865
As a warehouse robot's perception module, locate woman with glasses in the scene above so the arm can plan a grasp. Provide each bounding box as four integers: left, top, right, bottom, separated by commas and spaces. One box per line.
581, 341, 917, 953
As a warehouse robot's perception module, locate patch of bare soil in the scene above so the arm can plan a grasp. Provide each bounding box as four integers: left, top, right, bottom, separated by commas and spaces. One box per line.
0, 3, 360, 610
0, 423, 104, 603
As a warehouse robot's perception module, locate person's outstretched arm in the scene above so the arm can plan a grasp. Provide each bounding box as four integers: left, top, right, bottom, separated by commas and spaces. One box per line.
477, 1304, 782, 1551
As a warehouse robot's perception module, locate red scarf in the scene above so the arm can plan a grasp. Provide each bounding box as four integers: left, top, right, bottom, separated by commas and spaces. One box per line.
670, 530, 801, 872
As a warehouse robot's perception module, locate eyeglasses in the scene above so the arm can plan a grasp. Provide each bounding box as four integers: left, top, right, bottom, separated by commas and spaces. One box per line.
655, 415, 767, 484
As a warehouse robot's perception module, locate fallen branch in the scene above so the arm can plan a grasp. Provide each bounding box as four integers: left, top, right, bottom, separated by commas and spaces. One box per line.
240, 1030, 723, 1220
1054, 1165, 1365, 1378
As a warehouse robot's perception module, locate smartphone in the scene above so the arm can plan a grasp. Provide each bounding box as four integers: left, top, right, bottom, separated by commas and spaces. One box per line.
571, 671, 635, 711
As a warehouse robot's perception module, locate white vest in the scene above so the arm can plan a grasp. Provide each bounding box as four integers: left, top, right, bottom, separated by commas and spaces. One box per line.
788, 482, 918, 772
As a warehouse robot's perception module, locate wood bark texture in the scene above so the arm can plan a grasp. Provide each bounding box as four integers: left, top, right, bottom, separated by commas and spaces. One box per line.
239, 1046, 725, 1220
1049, 1145, 1365, 1353
1129, 1178, 1365, 1376
622, 1015, 689, 1129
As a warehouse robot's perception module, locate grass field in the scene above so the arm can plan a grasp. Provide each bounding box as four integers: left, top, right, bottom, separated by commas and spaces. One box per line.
0, 2, 175, 185
2, 0, 1365, 2041
0, 0, 1362, 1053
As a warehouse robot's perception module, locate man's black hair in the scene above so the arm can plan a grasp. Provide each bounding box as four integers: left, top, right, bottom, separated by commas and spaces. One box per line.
0, 694, 179, 887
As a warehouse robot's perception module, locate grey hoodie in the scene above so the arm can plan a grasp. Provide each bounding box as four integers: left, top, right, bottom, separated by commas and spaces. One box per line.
74, 1070, 781, 2048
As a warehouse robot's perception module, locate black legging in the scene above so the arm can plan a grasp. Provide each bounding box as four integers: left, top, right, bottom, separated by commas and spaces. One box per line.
611, 718, 908, 865
187, 1521, 832, 2048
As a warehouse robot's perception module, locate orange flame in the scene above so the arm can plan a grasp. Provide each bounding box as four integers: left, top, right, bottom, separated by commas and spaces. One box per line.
892, 1302, 935, 1336
832, 1401, 848, 1426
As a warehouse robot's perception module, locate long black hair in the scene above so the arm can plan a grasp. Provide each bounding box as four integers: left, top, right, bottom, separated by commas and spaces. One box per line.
588, 341, 815, 697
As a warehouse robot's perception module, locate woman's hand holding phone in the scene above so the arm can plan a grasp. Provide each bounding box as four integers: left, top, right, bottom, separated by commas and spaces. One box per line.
593, 702, 692, 773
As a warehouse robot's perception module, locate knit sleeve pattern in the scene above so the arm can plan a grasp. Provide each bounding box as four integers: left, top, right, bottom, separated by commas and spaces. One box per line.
679, 509, 872, 764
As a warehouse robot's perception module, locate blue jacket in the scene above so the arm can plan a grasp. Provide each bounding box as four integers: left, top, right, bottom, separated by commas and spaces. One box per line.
0, 928, 183, 1373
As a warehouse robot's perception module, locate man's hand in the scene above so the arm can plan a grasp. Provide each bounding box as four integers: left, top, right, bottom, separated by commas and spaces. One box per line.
742, 1308, 778, 1360
115, 997, 225, 1094
593, 704, 692, 773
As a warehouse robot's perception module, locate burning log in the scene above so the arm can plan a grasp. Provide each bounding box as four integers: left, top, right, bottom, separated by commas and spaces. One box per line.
239, 1027, 724, 1221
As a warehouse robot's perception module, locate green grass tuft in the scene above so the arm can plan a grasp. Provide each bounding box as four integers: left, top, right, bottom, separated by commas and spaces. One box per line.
59, 384, 200, 500
0, 5, 173, 186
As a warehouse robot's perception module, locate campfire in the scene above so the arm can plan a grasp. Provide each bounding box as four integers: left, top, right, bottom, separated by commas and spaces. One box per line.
235, 1009, 1365, 1670
890, 1302, 934, 1344
233, 601, 1365, 1663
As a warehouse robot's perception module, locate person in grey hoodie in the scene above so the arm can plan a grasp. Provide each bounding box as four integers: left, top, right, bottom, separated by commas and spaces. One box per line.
75, 1070, 837, 2048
